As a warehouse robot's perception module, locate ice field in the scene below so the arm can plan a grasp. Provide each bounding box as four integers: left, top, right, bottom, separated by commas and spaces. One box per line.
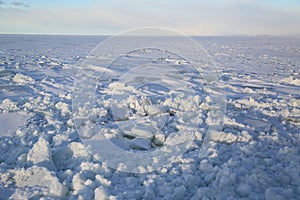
0, 34, 299, 199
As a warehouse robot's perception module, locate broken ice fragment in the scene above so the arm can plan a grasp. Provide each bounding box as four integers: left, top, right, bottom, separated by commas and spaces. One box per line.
144, 104, 165, 116
153, 133, 165, 146
129, 138, 151, 150
112, 104, 130, 121
131, 124, 155, 139
27, 137, 56, 171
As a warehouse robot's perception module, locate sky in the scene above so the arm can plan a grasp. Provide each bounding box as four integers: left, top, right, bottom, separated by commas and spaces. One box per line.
0, 0, 300, 35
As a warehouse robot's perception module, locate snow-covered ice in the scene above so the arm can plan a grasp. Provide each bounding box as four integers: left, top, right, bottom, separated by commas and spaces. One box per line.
0, 34, 299, 199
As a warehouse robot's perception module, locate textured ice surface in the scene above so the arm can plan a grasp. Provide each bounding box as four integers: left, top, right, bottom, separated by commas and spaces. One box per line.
0, 35, 299, 199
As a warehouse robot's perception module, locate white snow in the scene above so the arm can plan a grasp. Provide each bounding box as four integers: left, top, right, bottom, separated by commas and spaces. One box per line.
11, 166, 67, 199
280, 76, 300, 86
0, 112, 31, 137
0, 99, 18, 111
13, 73, 34, 84
0, 35, 299, 199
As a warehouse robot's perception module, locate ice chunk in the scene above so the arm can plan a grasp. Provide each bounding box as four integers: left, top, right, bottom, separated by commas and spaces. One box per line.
265, 187, 285, 200
219, 174, 236, 187
144, 104, 165, 116
153, 133, 165, 146
237, 130, 252, 142
151, 113, 168, 129
13, 166, 67, 198
165, 131, 195, 146
13, 73, 34, 84
27, 137, 56, 171
109, 82, 134, 91
172, 185, 186, 200
184, 174, 198, 188
112, 104, 130, 121
243, 87, 256, 93
71, 173, 94, 199
95, 187, 109, 200
131, 124, 155, 139
236, 183, 252, 197
55, 101, 70, 116
129, 138, 151, 150
110, 137, 131, 151
177, 111, 197, 123
210, 131, 237, 144
199, 159, 213, 172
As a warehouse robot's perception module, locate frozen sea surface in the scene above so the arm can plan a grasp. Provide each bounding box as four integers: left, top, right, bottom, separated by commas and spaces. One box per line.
0, 35, 299, 199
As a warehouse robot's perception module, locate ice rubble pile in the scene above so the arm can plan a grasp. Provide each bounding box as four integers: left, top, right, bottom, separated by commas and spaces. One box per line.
0, 35, 299, 199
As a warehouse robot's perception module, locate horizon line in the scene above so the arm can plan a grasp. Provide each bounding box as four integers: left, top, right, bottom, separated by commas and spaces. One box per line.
0, 32, 300, 37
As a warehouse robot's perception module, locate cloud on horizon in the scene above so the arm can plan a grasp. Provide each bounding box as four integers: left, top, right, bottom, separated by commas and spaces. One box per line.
0, 0, 299, 35
11, 1, 29, 7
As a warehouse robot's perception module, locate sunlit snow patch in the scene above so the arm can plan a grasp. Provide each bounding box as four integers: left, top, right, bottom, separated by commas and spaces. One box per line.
0, 112, 31, 137
280, 76, 300, 86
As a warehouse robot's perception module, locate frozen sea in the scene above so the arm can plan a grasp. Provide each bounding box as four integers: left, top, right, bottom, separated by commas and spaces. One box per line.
0, 35, 299, 199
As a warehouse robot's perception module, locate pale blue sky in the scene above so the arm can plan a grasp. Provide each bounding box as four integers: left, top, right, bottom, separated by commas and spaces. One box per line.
0, 0, 299, 35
